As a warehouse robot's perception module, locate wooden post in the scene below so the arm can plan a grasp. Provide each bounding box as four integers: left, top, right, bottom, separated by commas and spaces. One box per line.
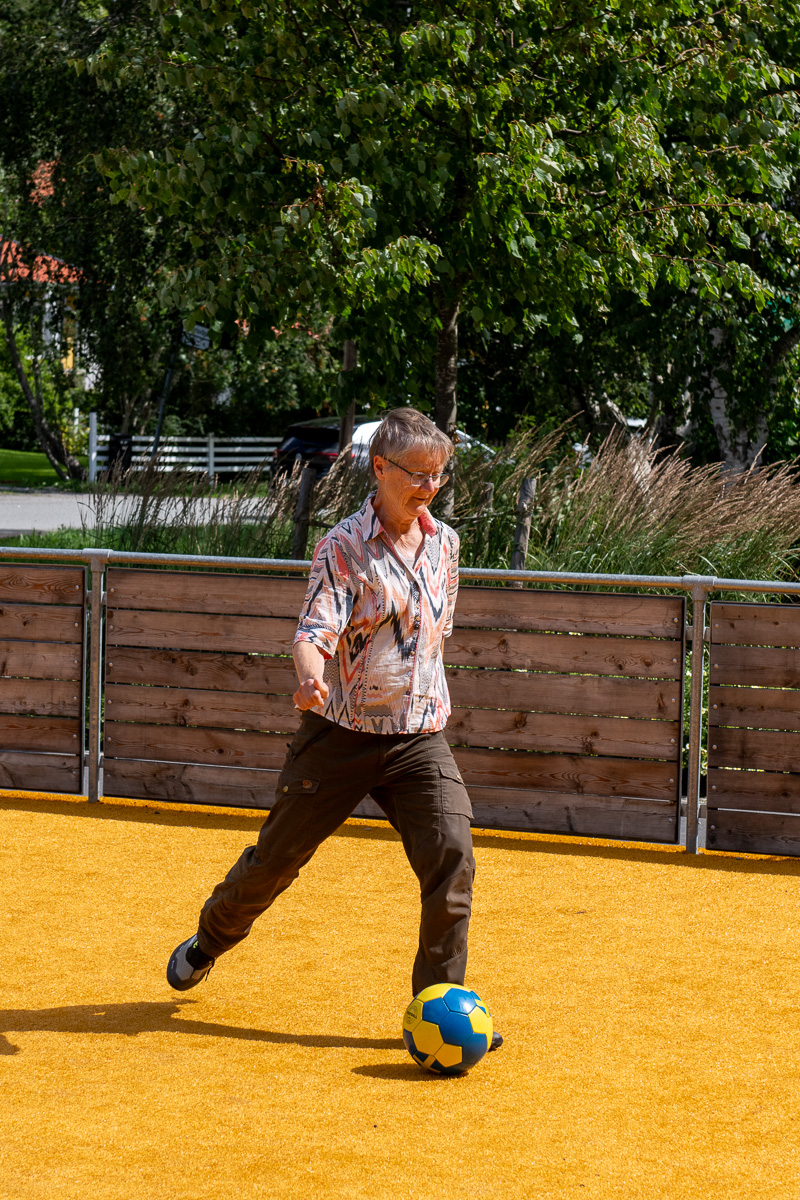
481, 481, 494, 513
510, 477, 536, 585
292, 464, 316, 559
338, 339, 357, 454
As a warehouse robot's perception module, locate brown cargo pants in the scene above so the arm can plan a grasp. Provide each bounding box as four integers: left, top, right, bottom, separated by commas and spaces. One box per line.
196, 712, 475, 996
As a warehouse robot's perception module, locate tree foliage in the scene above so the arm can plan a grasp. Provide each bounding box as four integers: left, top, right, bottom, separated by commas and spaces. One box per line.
90, 0, 800, 436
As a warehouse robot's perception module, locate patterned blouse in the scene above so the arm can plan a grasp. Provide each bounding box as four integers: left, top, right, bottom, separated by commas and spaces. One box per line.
294, 494, 460, 734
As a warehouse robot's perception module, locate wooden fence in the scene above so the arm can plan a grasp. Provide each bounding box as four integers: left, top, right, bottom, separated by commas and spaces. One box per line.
103, 569, 305, 807
101, 568, 685, 842
707, 602, 800, 856
0, 564, 85, 793
7, 549, 800, 856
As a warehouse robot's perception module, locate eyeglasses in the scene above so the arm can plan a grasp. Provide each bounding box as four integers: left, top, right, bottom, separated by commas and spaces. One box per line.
384, 458, 450, 488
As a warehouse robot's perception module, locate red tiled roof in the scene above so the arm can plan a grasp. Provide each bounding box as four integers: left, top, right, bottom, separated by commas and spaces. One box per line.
0, 240, 82, 286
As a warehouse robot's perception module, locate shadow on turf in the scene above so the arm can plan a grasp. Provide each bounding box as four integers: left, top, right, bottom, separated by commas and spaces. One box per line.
5, 793, 800, 877
351, 1063, 458, 1082
0, 1000, 401, 1057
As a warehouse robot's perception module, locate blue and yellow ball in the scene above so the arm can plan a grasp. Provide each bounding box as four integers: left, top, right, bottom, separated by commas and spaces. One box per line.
402, 983, 493, 1076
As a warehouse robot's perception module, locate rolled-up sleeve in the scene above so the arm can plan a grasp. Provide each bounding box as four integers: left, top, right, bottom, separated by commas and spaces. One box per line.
294, 534, 355, 660
443, 529, 460, 639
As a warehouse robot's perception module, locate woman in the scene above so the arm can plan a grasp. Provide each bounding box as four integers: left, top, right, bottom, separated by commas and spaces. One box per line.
167, 408, 501, 1048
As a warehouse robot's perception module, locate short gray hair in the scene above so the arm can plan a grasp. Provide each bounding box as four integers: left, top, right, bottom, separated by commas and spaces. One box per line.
369, 408, 453, 481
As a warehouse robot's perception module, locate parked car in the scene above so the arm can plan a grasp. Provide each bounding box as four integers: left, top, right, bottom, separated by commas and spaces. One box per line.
273, 416, 493, 479
350, 421, 494, 467
272, 416, 372, 477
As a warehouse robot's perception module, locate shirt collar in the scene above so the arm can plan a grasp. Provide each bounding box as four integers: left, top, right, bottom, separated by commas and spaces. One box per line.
361, 494, 437, 541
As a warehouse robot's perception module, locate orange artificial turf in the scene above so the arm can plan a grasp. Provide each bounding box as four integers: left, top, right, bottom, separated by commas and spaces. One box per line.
2, 792, 800, 1199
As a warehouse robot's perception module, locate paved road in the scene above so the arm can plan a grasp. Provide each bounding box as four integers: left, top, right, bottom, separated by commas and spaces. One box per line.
0, 489, 272, 538
0, 490, 98, 537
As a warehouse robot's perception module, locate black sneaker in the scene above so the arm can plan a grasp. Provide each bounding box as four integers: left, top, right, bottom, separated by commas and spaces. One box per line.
489, 1032, 504, 1051
167, 934, 215, 992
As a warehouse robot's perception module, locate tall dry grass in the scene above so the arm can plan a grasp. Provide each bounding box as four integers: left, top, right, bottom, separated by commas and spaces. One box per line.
61, 429, 800, 586
450, 429, 800, 583
81, 452, 374, 561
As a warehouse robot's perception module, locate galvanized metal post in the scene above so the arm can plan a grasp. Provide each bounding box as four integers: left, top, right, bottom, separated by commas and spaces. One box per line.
87, 552, 108, 803
684, 577, 713, 853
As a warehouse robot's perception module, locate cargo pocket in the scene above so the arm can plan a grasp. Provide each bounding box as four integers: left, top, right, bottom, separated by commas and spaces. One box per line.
438, 763, 473, 818
275, 772, 321, 801
261, 771, 324, 860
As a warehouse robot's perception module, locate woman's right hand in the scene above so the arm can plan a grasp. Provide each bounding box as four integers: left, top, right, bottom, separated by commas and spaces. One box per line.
293, 676, 330, 710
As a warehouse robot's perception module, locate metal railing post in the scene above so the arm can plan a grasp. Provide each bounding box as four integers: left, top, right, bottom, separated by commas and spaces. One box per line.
87, 552, 108, 803
684, 576, 714, 853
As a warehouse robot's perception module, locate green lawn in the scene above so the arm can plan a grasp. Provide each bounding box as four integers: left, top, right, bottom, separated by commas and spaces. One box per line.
0, 448, 84, 488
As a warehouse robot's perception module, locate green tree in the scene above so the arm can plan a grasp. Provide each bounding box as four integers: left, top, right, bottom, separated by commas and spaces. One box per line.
91, 0, 800, 437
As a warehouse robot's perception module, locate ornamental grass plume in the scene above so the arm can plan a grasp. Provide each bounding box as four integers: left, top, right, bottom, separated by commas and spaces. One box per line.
76, 424, 800, 587
541, 433, 800, 581
452, 426, 800, 584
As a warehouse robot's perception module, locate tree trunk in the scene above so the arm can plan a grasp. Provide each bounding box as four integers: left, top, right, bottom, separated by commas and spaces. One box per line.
338, 339, 357, 453
434, 293, 459, 435
0, 296, 85, 481
706, 328, 767, 471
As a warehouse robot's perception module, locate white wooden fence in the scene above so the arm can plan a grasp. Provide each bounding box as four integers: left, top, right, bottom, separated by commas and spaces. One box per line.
87, 413, 281, 482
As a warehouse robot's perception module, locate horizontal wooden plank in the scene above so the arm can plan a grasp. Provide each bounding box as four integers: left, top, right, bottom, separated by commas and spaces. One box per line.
710, 603, 800, 648
105, 647, 682, 719
110, 610, 682, 674
103, 760, 280, 807
447, 707, 681, 759
0, 715, 81, 754
105, 647, 297, 693
709, 644, 800, 689
106, 569, 308, 618
105, 725, 678, 798
0, 603, 83, 643
101, 760, 677, 841
451, 746, 678, 800
105, 684, 299, 733
706, 809, 800, 857
103, 761, 392, 813
0, 566, 85, 605
102, 762, 405, 815
709, 685, 800, 733
106, 609, 297, 654
467, 787, 677, 841
104, 683, 679, 757
709, 727, 800, 774
707, 768, 800, 814
0, 677, 81, 718
444, 629, 682, 678
455, 587, 684, 639
104, 723, 289, 770
445, 668, 681, 720
0, 752, 81, 794
0, 640, 83, 682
